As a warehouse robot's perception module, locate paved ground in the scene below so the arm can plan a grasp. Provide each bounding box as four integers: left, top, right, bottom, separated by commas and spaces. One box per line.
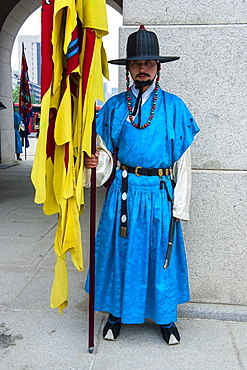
0, 138, 247, 369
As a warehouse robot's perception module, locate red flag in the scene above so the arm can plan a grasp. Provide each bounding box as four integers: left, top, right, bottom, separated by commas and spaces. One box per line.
40, 1, 54, 98
19, 43, 32, 149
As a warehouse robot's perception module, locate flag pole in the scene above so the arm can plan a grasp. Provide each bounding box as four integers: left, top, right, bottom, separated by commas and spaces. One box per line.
88, 108, 97, 353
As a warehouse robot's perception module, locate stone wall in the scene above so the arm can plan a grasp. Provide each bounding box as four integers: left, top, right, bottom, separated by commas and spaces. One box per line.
120, 0, 247, 315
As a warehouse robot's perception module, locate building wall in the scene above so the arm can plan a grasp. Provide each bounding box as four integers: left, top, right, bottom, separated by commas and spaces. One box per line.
18, 35, 41, 85
120, 0, 247, 314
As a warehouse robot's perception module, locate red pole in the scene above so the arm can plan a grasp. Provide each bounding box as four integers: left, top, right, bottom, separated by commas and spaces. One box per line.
88, 111, 97, 353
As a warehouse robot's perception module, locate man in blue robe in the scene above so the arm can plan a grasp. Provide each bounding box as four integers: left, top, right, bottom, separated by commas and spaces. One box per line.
85, 25, 199, 345
14, 109, 23, 160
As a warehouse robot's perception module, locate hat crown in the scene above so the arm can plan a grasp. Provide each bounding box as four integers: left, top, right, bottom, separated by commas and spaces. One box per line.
108, 25, 179, 65
126, 25, 160, 61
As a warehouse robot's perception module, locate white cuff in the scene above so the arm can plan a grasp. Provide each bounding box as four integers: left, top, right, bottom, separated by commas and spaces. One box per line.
172, 148, 192, 221
84, 134, 113, 187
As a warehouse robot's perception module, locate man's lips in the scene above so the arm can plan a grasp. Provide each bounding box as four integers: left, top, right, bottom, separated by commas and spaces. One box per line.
136, 73, 150, 79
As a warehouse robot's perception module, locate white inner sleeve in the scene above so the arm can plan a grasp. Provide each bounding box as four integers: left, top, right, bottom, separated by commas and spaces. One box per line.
172, 148, 192, 221
84, 134, 113, 188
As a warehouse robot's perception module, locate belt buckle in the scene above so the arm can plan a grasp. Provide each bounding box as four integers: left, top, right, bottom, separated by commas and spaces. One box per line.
135, 166, 142, 176
158, 168, 163, 177
165, 168, 170, 176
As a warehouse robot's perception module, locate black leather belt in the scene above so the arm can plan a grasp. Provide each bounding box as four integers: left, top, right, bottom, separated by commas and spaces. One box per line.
120, 164, 171, 238
120, 164, 170, 177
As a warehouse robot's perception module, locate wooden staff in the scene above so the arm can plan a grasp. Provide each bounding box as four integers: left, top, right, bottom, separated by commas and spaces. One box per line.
88, 112, 97, 353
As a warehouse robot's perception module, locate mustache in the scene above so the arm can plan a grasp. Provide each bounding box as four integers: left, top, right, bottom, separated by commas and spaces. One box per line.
136, 72, 150, 78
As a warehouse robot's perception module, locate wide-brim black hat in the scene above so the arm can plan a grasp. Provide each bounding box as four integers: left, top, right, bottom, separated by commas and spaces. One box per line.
109, 25, 179, 65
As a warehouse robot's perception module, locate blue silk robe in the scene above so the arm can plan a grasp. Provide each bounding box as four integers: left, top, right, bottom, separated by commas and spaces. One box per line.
14, 112, 23, 154
88, 87, 199, 325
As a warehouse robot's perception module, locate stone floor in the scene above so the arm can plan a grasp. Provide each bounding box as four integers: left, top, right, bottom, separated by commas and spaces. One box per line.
0, 139, 246, 369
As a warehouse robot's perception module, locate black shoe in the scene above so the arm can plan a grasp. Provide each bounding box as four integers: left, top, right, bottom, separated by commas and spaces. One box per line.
103, 314, 122, 340
160, 323, 180, 345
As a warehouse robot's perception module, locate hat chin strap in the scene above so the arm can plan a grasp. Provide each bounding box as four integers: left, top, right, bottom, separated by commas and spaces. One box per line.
132, 79, 154, 121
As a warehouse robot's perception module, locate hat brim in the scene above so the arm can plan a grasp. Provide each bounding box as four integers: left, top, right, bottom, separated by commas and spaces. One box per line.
108, 56, 179, 65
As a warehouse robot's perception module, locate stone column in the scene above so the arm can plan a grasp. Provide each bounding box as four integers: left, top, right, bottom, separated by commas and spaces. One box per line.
0, 22, 16, 163
120, 0, 247, 318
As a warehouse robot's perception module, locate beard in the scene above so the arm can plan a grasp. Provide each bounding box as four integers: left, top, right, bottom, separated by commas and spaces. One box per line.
133, 79, 153, 89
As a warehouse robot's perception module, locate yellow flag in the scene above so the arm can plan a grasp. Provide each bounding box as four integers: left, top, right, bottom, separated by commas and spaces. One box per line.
31, 0, 108, 313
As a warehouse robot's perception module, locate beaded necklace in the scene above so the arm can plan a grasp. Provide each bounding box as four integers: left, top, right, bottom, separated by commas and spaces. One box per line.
126, 67, 160, 129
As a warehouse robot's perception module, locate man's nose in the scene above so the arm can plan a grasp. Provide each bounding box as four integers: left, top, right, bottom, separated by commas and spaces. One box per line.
139, 63, 146, 71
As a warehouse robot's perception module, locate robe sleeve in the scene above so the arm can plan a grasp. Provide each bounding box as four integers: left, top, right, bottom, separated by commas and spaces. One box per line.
95, 92, 129, 153
172, 148, 192, 221
95, 98, 115, 153
84, 134, 113, 188
165, 92, 200, 163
